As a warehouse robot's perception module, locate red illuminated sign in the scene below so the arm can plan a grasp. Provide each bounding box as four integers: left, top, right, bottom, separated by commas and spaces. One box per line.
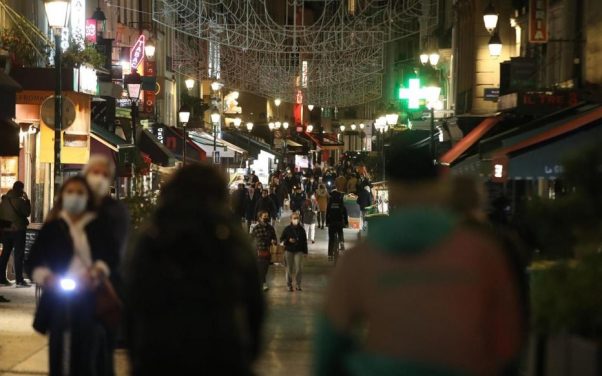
130, 35, 145, 71
85, 19, 96, 43
529, 0, 548, 43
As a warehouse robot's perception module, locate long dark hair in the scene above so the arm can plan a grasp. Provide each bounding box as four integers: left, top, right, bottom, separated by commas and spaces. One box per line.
46, 175, 96, 222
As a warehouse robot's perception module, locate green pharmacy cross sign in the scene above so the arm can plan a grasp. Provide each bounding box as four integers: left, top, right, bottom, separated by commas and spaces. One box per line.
399, 78, 431, 109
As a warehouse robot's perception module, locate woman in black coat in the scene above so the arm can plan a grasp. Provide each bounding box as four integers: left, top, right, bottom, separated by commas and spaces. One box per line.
26, 176, 119, 376
126, 164, 264, 375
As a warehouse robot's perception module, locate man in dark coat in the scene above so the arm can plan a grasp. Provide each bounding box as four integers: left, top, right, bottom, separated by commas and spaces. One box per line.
326, 189, 348, 261
0, 181, 31, 287
255, 189, 277, 221
232, 183, 248, 221
245, 186, 259, 231
290, 186, 306, 213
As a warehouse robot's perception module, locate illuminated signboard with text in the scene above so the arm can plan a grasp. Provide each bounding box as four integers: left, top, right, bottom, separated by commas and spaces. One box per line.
130, 35, 146, 71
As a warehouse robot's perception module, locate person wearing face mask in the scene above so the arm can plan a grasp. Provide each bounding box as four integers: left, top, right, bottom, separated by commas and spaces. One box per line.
82, 155, 129, 261
250, 210, 277, 291
26, 176, 119, 375
280, 213, 308, 291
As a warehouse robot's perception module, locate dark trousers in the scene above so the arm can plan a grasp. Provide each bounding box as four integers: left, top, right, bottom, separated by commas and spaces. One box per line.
48, 292, 111, 376
317, 212, 326, 228
257, 258, 270, 284
327, 225, 344, 257
0, 229, 26, 283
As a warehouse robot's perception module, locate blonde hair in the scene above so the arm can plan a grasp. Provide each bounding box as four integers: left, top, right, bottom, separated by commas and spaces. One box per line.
83, 154, 116, 179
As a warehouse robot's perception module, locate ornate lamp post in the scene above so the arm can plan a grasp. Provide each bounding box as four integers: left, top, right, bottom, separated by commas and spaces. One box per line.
124, 70, 142, 144
44, 0, 71, 192
178, 105, 191, 165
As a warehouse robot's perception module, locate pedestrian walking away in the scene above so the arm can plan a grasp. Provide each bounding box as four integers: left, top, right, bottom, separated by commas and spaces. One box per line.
301, 197, 318, 244
326, 189, 348, 261
26, 176, 120, 375
314, 145, 522, 376
280, 213, 308, 291
0, 181, 31, 287
251, 210, 278, 291
315, 184, 329, 229
126, 164, 264, 375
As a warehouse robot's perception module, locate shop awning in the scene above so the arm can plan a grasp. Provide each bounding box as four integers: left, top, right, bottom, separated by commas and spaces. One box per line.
162, 127, 207, 163
222, 130, 280, 159
188, 131, 246, 158
439, 116, 502, 166
91, 123, 127, 152
492, 105, 602, 181
139, 129, 177, 167
304, 132, 344, 150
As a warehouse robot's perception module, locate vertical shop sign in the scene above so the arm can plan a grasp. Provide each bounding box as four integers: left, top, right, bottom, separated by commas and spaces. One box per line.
130, 35, 146, 71
301, 61, 308, 88
70, 0, 86, 48
143, 60, 156, 114
85, 19, 96, 43
529, 0, 548, 43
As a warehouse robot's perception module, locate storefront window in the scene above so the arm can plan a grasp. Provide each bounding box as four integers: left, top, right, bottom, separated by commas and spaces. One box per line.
0, 157, 18, 195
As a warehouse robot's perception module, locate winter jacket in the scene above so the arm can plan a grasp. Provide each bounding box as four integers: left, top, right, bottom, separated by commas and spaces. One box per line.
232, 188, 247, 218
280, 224, 308, 254
290, 192, 306, 212
0, 189, 31, 230
255, 196, 277, 220
301, 200, 318, 225
335, 176, 347, 193
326, 191, 348, 227
251, 222, 277, 251
245, 190, 259, 221
346, 176, 358, 194
315, 188, 329, 212
315, 208, 522, 376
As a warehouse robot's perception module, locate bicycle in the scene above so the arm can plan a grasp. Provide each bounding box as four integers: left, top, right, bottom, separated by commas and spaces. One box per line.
328, 226, 344, 264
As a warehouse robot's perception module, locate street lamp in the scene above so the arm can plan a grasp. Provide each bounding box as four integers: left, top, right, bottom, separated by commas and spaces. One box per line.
211, 81, 223, 92
246, 122, 254, 132
274, 98, 282, 107
340, 125, 345, 132
350, 124, 356, 131
386, 113, 399, 126
307, 124, 314, 133
185, 78, 195, 91
283, 122, 289, 130
178, 104, 191, 165
429, 52, 440, 66
275, 121, 282, 129
307, 104, 314, 111
488, 31, 503, 57
483, 1, 499, 34
420, 52, 429, 65
44, 0, 71, 191
233, 117, 242, 129
144, 38, 156, 58
268, 122, 275, 131
124, 70, 142, 144
91, 6, 106, 38
359, 123, 365, 129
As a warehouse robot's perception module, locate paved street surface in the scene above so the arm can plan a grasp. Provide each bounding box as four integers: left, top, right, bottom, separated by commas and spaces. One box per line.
0, 212, 358, 375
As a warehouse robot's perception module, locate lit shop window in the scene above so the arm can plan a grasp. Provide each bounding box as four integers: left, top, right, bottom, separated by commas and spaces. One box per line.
0, 157, 18, 195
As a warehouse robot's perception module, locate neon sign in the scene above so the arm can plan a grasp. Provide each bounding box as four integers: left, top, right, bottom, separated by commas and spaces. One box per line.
130, 35, 145, 71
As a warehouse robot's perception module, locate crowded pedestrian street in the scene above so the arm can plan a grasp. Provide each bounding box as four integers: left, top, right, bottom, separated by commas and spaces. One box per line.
0, 211, 358, 376
1, 0, 602, 375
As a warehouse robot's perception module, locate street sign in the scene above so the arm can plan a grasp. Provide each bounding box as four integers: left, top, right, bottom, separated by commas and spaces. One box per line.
213, 151, 221, 164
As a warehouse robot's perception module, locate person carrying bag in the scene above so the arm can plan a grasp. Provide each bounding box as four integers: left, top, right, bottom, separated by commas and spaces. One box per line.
0, 181, 31, 287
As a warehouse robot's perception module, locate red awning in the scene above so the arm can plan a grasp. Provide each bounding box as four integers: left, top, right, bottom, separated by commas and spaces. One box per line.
439, 116, 502, 166
494, 106, 602, 157
491, 105, 602, 182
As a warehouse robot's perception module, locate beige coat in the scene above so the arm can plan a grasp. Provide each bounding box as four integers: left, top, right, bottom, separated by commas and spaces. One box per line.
316, 189, 329, 212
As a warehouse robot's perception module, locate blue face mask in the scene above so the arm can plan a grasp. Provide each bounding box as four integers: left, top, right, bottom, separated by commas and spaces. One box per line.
62, 194, 88, 215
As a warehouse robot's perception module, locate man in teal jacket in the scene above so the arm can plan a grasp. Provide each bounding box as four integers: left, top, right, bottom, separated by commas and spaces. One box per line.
314, 146, 522, 376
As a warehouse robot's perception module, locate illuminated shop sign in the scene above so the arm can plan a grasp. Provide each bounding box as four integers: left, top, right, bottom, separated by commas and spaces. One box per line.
130, 35, 146, 71
85, 19, 96, 43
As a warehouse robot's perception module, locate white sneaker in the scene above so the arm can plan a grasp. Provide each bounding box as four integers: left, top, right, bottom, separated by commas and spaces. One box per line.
262, 283, 269, 291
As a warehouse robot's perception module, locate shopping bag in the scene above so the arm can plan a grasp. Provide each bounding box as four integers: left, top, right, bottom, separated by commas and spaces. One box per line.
270, 244, 285, 264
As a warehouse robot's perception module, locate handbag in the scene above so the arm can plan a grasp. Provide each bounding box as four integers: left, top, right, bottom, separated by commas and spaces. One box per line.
95, 277, 123, 330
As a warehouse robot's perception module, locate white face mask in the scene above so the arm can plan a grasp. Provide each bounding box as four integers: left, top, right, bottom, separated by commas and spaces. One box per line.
292, 219, 299, 225
62, 194, 88, 215
87, 174, 110, 197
